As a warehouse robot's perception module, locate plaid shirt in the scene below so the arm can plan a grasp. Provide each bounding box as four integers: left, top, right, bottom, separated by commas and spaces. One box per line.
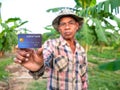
29, 36, 88, 90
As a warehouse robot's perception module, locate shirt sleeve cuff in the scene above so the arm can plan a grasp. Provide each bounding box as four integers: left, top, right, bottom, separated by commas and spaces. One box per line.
29, 65, 45, 80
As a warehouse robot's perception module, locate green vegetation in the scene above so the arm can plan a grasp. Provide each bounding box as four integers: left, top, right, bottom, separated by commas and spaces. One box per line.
0, 17, 28, 57
0, 57, 13, 80
27, 79, 47, 90
88, 67, 120, 90
88, 48, 120, 59
0, 2, 30, 57
88, 49, 120, 90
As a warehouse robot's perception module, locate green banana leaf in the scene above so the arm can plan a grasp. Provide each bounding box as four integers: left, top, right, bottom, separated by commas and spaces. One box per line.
99, 59, 120, 71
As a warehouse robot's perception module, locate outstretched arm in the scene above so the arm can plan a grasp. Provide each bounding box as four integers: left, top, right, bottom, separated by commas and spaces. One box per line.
14, 46, 44, 72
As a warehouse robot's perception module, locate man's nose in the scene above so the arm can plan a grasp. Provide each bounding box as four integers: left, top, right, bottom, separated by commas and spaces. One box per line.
64, 23, 70, 28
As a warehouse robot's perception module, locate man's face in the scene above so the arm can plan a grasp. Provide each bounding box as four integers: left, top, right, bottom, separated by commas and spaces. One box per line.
58, 16, 79, 40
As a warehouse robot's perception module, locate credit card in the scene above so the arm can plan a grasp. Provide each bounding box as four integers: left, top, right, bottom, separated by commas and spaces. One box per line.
18, 34, 42, 48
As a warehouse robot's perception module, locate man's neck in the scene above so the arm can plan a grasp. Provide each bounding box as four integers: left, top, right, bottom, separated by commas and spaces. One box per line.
66, 39, 76, 53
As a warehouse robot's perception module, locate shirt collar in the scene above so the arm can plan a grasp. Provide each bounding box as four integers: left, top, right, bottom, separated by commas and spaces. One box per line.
59, 35, 68, 46
59, 35, 80, 48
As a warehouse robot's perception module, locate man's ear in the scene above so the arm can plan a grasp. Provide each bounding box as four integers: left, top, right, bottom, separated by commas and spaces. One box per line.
76, 23, 79, 31
57, 27, 61, 33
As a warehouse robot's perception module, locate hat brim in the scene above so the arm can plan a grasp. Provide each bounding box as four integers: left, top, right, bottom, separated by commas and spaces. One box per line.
52, 14, 84, 31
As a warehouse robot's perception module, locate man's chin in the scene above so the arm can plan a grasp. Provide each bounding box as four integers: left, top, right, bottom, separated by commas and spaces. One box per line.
63, 36, 73, 40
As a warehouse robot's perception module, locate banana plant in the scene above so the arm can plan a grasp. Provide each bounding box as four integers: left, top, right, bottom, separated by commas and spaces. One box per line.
0, 17, 28, 56
42, 25, 59, 43
75, 0, 120, 50
0, 3, 29, 56
74, 0, 120, 71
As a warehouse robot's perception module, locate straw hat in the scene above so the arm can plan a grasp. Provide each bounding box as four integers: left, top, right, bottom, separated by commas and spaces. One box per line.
52, 8, 84, 31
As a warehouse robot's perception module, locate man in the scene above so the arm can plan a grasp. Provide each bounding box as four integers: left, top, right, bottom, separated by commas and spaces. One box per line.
14, 8, 88, 90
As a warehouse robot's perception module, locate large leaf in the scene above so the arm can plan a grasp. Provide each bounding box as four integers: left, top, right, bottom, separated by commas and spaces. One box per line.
78, 21, 95, 45
77, 0, 120, 17
5, 17, 21, 23
93, 18, 108, 44
99, 59, 120, 71
111, 15, 120, 28
75, 0, 96, 9
5, 18, 28, 28
109, 0, 120, 14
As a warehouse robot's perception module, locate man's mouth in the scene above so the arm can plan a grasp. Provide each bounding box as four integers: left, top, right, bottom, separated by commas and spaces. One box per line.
64, 31, 71, 35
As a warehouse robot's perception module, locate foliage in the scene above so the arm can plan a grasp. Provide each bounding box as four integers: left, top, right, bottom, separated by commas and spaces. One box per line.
75, 0, 120, 15
0, 3, 30, 56
74, 0, 96, 9
88, 67, 120, 90
42, 25, 60, 43
99, 59, 120, 71
0, 17, 28, 53
87, 48, 120, 89
88, 47, 120, 71
88, 48, 117, 59
75, 0, 120, 47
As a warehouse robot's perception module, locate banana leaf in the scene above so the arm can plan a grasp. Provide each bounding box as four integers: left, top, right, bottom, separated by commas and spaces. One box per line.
99, 59, 120, 71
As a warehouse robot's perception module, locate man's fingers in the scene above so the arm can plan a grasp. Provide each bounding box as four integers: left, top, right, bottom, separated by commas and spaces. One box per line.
14, 57, 29, 64
16, 52, 26, 61
14, 58, 22, 64
15, 47, 32, 63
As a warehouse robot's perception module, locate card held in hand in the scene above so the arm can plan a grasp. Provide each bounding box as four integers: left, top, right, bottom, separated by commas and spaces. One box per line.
18, 34, 42, 48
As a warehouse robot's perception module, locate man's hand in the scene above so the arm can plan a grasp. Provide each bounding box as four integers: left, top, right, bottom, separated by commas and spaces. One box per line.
14, 45, 44, 71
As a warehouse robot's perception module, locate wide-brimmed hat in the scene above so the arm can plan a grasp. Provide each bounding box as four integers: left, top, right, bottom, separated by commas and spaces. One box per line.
52, 8, 84, 31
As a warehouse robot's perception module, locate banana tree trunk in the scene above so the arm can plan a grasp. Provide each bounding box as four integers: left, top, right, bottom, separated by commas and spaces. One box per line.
0, 51, 4, 57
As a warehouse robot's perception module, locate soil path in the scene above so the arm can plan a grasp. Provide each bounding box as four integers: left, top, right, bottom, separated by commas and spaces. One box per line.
5, 63, 41, 90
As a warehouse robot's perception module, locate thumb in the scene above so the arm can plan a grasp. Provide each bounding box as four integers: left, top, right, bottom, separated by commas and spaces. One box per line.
37, 48, 43, 55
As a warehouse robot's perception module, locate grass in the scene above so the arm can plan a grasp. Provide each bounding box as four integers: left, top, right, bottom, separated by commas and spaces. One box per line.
88, 66, 120, 90
88, 49, 116, 59
27, 79, 47, 90
0, 57, 13, 80
88, 48, 120, 90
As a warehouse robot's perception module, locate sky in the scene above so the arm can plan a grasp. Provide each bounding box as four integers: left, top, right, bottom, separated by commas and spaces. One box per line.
0, 0, 76, 34
0, 0, 120, 34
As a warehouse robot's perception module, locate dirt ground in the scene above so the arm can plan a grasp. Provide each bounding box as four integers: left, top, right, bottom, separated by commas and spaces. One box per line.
0, 52, 47, 90
1, 63, 41, 90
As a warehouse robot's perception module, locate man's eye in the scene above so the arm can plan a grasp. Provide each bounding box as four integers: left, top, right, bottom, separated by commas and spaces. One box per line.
59, 23, 66, 26
69, 21, 75, 25
59, 21, 76, 27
